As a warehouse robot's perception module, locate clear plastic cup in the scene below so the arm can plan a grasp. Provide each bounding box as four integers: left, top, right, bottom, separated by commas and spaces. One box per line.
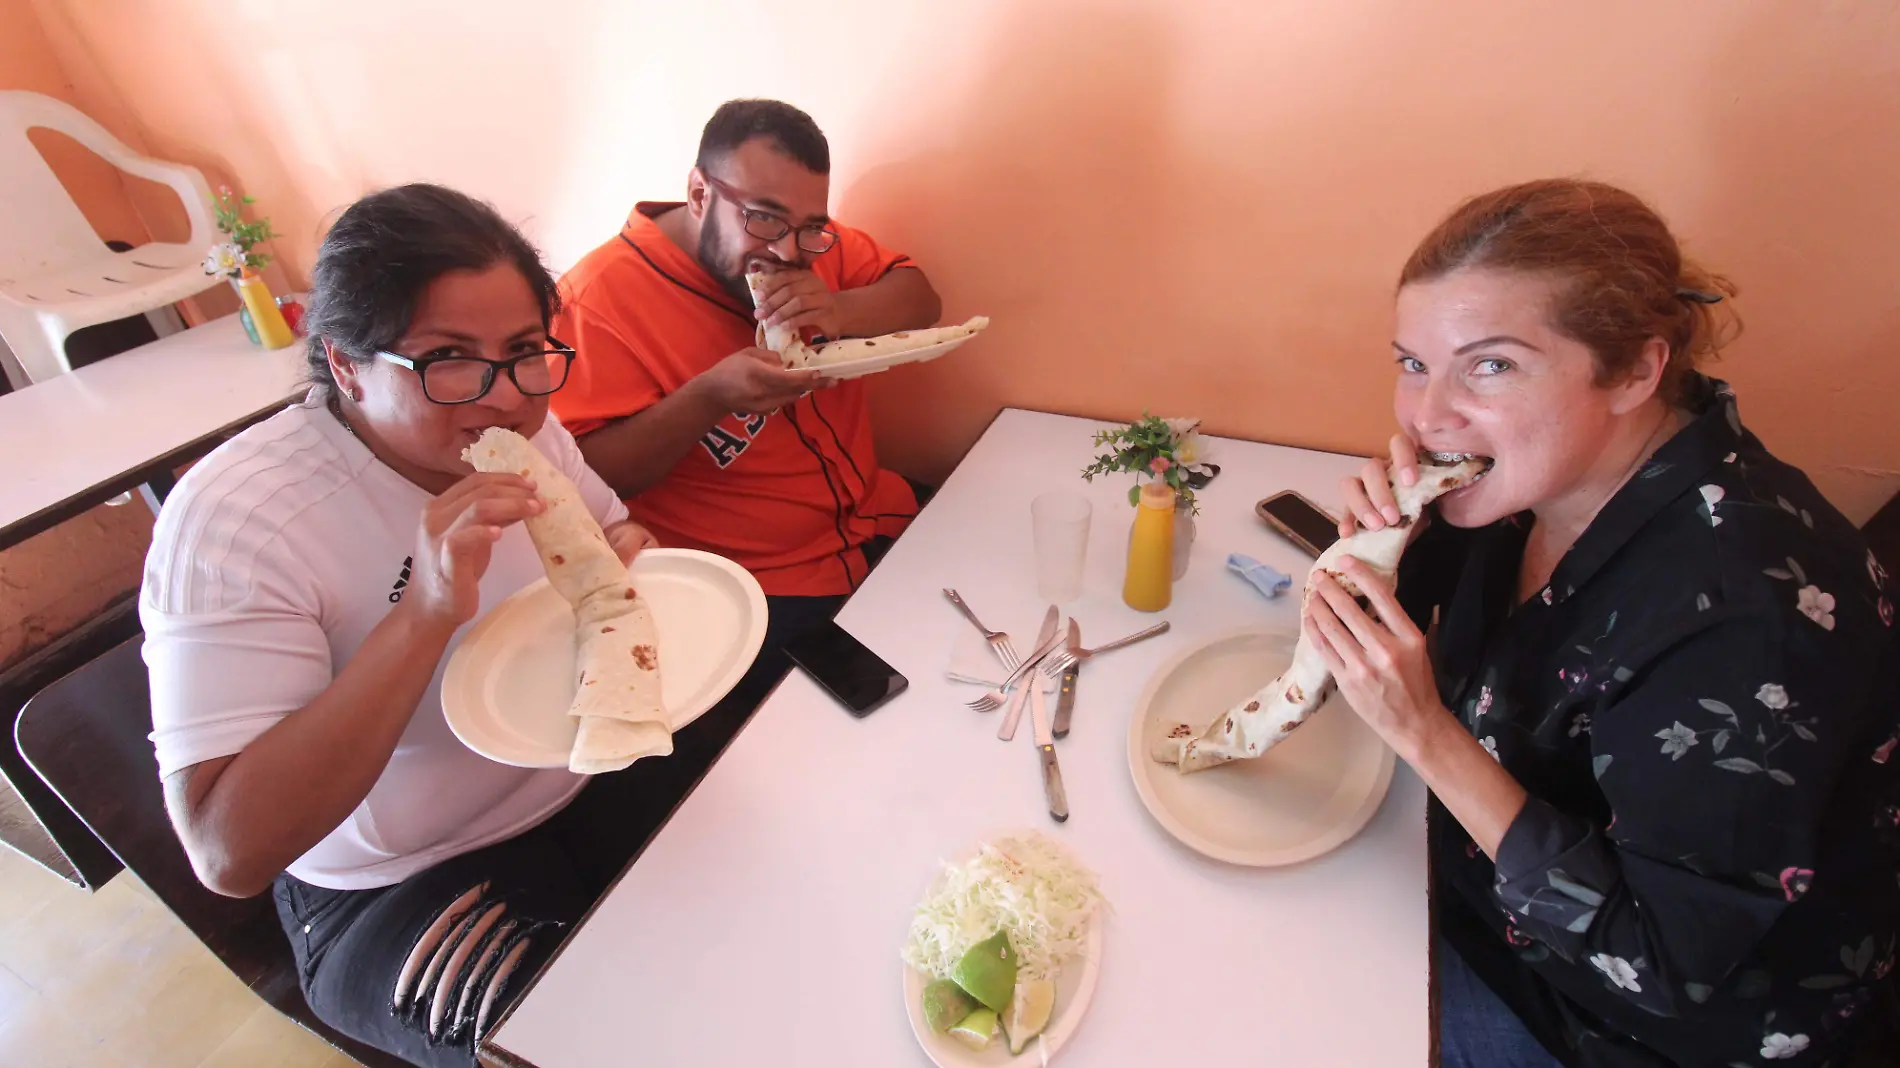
1032, 491, 1092, 604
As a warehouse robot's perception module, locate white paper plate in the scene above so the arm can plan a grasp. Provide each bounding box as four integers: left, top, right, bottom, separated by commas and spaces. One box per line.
443, 549, 767, 768
1127, 628, 1396, 867
901, 842, 1105, 1067
811, 331, 980, 381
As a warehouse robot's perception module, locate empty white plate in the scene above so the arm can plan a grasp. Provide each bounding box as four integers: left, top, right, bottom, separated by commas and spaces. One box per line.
1127, 628, 1396, 867
443, 548, 767, 768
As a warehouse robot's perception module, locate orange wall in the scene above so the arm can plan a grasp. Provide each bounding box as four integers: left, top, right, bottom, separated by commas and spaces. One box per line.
30, 0, 1900, 520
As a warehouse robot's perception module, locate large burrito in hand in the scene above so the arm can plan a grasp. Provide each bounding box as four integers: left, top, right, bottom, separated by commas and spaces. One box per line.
463, 427, 671, 772
744, 265, 988, 372
1152, 452, 1492, 773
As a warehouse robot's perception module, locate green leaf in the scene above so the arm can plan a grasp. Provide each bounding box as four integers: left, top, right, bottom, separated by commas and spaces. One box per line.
1788, 557, 1808, 585
1699, 699, 1738, 722
1791, 724, 1817, 742
1798, 974, 1856, 991
1696, 593, 1712, 612
1853, 936, 1875, 976
1778, 496, 1797, 514
1127, 485, 1141, 507
1547, 869, 1606, 907
1712, 730, 1730, 753
1735, 969, 1771, 998
1592, 754, 1613, 778
1613, 665, 1634, 682
1714, 757, 1762, 774
1763, 568, 1795, 580
1564, 911, 1595, 933
1766, 769, 1795, 785
1801, 509, 1814, 529
1751, 871, 1784, 889
1684, 982, 1713, 1004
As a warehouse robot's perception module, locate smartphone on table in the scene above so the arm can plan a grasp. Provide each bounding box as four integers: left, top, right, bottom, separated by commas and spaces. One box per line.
1255, 490, 1341, 558
782, 620, 909, 717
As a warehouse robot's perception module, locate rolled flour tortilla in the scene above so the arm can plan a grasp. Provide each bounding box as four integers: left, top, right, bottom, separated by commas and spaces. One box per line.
1152, 453, 1492, 773
744, 268, 807, 364
460, 427, 671, 772
799, 318, 989, 369
462, 427, 625, 607
567, 598, 671, 770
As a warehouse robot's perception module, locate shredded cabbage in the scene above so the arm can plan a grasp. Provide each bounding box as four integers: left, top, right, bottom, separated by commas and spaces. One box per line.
903, 831, 1104, 983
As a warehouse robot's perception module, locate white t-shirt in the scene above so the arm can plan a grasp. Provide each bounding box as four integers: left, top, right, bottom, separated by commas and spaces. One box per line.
141, 396, 629, 891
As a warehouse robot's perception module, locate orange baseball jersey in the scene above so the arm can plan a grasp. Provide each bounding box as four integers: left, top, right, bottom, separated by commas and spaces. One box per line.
550, 203, 919, 597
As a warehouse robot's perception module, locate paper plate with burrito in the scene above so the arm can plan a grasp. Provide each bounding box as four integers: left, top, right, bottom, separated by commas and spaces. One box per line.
443, 428, 766, 771
746, 266, 990, 381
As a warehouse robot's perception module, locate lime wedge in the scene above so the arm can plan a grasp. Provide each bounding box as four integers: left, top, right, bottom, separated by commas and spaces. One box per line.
947, 1006, 998, 1051
1002, 977, 1056, 1054
950, 930, 1018, 1013
922, 978, 980, 1033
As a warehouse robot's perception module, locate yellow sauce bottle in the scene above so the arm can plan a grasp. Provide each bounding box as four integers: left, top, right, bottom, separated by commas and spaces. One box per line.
235, 271, 296, 350
1123, 482, 1176, 611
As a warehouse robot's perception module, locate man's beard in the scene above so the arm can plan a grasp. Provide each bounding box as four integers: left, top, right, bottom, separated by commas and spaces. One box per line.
698, 213, 755, 306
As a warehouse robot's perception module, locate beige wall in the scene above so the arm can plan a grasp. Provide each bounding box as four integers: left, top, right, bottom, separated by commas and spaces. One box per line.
6, 2, 1898, 664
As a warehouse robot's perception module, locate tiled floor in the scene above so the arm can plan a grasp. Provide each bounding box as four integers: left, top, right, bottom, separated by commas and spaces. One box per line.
0, 842, 360, 1068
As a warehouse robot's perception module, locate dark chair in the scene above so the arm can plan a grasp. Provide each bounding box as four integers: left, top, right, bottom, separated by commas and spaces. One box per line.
14, 633, 407, 1068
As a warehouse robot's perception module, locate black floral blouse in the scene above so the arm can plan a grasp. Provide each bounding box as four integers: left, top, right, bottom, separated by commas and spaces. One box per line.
1398, 376, 1899, 1067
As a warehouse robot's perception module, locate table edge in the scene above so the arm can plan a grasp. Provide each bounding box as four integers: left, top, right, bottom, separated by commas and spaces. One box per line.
0, 391, 297, 552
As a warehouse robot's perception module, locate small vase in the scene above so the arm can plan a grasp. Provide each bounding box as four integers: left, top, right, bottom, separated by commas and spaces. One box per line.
233, 271, 296, 349
1172, 507, 1196, 580
231, 279, 261, 345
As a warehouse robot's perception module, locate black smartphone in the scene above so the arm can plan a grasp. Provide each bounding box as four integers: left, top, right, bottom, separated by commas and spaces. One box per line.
1256, 490, 1341, 557
782, 621, 909, 717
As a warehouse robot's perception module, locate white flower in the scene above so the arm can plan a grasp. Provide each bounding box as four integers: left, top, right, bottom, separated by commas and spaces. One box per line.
1175, 433, 1208, 466
1755, 683, 1789, 710
1479, 736, 1501, 762
1699, 484, 1725, 526
201, 241, 245, 277
1796, 585, 1836, 631
1568, 712, 1591, 738
1655, 721, 1698, 760
1589, 953, 1642, 992
1162, 417, 1201, 441
1761, 1033, 1810, 1059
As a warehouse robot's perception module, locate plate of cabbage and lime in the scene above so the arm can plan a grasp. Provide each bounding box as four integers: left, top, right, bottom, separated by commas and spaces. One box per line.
900, 831, 1107, 1066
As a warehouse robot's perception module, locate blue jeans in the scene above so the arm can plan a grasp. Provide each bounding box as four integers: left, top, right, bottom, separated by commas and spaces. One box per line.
1439, 937, 1566, 1068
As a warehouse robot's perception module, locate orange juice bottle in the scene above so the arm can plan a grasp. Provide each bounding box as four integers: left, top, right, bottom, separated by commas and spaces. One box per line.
1123, 482, 1175, 611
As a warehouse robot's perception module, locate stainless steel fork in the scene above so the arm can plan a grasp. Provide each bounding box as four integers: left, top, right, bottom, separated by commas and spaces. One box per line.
1042, 621, 1171, 676
942, 589, 1019, 669
966, 630, 1065, 712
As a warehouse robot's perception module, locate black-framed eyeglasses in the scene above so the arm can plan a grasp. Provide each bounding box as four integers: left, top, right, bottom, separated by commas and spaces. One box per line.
702, 172, 839, 254
375, 340, 576, 405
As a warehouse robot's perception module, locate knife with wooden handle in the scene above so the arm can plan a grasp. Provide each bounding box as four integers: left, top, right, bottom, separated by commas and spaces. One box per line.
1030, 671, 1069, 822
1052, 618, 1081, 738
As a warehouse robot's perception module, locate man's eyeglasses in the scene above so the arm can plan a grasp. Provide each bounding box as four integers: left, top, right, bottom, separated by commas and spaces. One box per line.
375, 340, 576, 405
702, 172, 838, 255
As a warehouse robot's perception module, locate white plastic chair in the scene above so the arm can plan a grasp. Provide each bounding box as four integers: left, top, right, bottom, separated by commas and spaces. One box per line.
0, 90, 223, 386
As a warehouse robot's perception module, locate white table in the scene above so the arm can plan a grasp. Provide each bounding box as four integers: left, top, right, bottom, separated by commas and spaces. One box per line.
0, 312, 305, 550
484, 409, 1432, 1067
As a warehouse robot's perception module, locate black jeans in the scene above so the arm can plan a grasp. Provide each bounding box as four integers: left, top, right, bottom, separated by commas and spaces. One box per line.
270, 527, 918, 1066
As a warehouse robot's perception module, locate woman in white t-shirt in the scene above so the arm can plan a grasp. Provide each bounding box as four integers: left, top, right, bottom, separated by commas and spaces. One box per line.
142, 185, 671, 1066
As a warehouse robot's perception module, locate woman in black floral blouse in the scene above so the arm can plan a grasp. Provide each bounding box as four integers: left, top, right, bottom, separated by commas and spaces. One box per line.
1310, 179, 1898, 1067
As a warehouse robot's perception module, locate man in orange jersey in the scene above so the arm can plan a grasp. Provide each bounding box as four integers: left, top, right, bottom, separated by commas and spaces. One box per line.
551, 99, 941, 749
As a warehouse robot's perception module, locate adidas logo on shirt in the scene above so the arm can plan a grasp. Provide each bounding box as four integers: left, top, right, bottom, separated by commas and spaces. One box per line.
389, 556, 413, 603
